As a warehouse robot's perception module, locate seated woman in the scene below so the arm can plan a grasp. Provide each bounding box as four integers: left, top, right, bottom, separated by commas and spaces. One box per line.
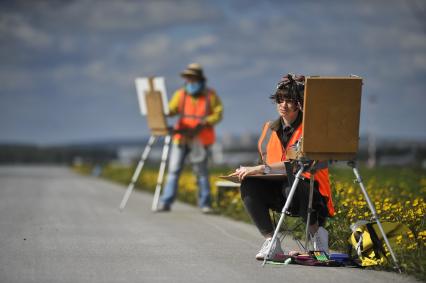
232, 74, 335, 260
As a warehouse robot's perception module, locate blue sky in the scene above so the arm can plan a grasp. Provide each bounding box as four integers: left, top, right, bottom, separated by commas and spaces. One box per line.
0, 0, 425, 145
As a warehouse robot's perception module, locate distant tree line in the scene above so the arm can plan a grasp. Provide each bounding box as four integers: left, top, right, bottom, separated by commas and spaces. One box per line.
1, 139, 425, 167
0, 144, 116, 164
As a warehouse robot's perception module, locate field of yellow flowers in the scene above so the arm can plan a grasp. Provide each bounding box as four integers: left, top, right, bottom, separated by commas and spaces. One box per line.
329, 167, 425, 279
74, 164, 425, 280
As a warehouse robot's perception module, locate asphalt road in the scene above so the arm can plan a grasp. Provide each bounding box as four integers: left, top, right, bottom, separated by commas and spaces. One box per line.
0, 166, 419, 283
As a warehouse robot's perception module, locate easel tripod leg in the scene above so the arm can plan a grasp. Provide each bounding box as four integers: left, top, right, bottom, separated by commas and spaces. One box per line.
151, 135, 171, 211
262, 163, 305, 266
304, 171, 315, 252
119, 136, 156, 211
350, 162, 401, 273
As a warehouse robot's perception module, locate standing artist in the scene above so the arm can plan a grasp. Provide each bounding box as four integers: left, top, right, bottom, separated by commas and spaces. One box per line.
157, 63, 223, 213
232, 74, 334, 260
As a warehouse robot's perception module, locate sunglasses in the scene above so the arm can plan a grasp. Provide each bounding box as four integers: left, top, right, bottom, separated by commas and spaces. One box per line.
275, 97, 297, 104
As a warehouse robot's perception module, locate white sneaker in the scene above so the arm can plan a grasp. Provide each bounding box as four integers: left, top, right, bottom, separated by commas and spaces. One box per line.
255, 237, 284, 260
312, 226, 329, 253
201, 207, 213, 214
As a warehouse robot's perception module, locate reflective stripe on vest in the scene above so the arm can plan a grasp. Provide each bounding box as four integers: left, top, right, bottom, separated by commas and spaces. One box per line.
257, 122, 335, 216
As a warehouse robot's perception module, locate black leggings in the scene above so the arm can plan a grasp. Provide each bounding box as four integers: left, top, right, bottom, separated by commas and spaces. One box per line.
240, 177, 328, 236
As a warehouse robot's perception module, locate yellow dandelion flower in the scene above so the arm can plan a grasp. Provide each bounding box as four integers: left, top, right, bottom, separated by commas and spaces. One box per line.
413, 198, 419, 207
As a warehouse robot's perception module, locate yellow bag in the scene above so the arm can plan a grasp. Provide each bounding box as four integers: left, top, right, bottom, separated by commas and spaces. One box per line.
348, 220, 411, 267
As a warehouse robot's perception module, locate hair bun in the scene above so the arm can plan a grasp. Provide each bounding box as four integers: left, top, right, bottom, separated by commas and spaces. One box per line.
276, 74, 305, 89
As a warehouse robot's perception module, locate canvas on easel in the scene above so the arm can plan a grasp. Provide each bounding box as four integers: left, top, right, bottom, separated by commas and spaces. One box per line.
301, 77, 363, 160
135, 77, 170, 136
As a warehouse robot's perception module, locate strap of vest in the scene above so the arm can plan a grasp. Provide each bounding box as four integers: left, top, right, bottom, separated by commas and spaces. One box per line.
205, 91, 211, 118
178, 90, 187, 116
285, 124, 303, 152
259, 122, 272, 164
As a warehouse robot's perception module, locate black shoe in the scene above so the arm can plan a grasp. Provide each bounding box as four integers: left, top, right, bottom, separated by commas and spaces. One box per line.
156, 204, 171, 212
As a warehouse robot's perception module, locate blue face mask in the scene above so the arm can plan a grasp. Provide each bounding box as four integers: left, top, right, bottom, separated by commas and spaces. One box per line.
185, 82, 203, 95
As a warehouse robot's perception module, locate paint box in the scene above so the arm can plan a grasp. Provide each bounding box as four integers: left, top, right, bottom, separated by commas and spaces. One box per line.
329, 253, 349, 262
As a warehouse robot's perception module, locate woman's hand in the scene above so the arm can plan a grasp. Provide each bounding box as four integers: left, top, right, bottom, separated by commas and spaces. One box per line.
230, 165, 264, 181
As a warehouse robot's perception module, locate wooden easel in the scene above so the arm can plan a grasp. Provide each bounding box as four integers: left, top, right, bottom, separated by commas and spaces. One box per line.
119, 77, 171, 212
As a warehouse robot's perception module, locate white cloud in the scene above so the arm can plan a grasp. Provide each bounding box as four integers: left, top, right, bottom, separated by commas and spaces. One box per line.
401, 32, 426, 49
58, 36, 78, 53
182, 35, 217, 53
124, 35, 177, 76
83, 61, 133, 87
0, 68, 37, 91
192, 53, 235, 69
137, 36, 172, 58
58, 0, 221, 32
0, 13, 52, 48
222, 58, 270, 80
412, 54, 426, 70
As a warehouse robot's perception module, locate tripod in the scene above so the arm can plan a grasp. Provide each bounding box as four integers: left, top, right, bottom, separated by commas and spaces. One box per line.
118, 127, 204, 211
119, 134, 171, 212
262, 159, 401, 272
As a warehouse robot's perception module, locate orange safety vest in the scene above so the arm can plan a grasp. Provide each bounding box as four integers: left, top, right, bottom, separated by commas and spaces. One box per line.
173, 88, 215, 146
257, 121, 335, 217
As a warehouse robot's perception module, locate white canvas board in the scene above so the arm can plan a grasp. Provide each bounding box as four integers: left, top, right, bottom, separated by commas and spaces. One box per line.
135, 77, 169, 116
